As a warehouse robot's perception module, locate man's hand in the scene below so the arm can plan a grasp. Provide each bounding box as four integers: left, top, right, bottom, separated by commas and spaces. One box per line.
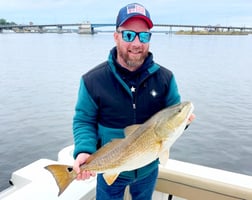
73, 153, 96, 180
188, 113, 196, 124
185, 113, 196, 130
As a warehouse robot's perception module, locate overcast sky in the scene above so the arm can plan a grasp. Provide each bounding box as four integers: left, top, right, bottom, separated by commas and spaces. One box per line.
1, 0, 252, 27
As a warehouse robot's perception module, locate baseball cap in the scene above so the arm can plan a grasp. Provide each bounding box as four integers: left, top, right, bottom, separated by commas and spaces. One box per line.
116, 3, 153, 29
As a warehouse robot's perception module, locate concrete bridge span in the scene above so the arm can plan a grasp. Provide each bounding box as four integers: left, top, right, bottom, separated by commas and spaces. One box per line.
1, 22, 252, 34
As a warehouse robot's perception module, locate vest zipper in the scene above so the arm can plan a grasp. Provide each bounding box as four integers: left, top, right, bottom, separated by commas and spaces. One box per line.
133, 103, 136, 109
131, 86, 137, 123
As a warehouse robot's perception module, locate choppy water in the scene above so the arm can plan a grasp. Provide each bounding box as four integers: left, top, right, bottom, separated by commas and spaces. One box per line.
0, 33, 252, 191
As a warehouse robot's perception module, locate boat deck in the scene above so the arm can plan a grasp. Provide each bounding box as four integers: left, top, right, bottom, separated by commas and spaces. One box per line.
0, 145, 251, 200
0, 159, 184, 200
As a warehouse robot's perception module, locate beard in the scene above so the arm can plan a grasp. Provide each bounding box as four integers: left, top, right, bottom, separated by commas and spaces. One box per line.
117, 45, 149, 69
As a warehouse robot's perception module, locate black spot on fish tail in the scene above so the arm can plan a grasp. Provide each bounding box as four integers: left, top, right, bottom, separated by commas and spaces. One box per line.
67, 167, 73, 172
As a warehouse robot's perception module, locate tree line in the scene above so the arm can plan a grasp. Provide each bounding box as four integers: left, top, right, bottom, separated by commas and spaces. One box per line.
0, 18, 16, 25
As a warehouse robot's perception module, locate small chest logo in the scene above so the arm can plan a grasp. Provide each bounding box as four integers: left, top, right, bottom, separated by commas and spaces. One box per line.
150, 89, 158, 97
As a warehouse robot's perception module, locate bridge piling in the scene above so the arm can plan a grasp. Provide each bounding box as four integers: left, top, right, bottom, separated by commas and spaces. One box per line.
78, 22, 94, 34
57, 25, 63, 34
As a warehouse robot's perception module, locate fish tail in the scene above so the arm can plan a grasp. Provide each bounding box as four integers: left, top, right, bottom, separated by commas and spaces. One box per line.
45, 164, 76, 196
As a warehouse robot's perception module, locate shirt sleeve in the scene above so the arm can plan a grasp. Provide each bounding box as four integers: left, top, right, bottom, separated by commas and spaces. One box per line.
165, 74, 181, 106
72, 78, 98, 158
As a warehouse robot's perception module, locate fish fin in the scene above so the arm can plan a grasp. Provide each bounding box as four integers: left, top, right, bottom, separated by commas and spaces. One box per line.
124, 124, 141, 136
159, 150, 169, 166
45, 164, 76, 196
102, 173, 120, 185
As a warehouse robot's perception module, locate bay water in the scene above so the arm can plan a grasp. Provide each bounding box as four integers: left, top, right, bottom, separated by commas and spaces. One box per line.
0, 32, 252, 191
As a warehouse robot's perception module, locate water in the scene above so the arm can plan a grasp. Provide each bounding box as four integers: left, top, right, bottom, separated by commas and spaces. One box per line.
1, 33, 252, 191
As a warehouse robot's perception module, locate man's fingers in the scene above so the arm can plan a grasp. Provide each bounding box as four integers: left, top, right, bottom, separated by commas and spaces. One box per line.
76, 171, 96, 180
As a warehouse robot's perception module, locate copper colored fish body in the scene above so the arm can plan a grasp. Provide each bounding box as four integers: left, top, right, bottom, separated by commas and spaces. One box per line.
45, 101, 194, 196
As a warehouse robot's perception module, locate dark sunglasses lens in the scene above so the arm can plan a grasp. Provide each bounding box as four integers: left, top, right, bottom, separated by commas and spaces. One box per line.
121, 31, 151, 43
122, 31, 136, 42
139, 32, 151, 43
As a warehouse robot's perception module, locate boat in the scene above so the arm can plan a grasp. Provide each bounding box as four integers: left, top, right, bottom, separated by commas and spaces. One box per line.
0, 145, 251, 200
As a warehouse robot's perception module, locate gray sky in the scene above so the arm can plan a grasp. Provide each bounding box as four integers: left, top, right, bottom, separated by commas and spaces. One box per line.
1, 0, 252, 27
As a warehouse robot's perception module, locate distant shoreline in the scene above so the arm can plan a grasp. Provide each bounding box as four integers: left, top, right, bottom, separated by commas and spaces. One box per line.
175, 30, 250, 35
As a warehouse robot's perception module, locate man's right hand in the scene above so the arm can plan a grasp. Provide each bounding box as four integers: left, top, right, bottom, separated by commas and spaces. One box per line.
73, 153, 96, 180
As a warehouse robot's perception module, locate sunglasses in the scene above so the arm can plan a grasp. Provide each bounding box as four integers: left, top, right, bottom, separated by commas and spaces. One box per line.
117, 30, 152, 43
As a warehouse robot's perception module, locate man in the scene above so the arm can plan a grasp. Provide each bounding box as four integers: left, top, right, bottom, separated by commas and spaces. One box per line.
72, 3, 194, 200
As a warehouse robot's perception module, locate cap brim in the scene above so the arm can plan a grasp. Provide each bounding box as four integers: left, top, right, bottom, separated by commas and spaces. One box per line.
135, 15, 153, 29
118, 14, 153, 29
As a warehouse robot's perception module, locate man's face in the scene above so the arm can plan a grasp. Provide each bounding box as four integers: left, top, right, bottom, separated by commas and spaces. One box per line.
114, 17, 150, 71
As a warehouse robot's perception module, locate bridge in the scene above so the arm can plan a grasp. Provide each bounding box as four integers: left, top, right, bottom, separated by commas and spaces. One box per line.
1, 22, 252, 34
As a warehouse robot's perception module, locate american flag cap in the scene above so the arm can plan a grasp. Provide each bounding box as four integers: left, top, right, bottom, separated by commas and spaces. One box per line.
116, 3, 153, 29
